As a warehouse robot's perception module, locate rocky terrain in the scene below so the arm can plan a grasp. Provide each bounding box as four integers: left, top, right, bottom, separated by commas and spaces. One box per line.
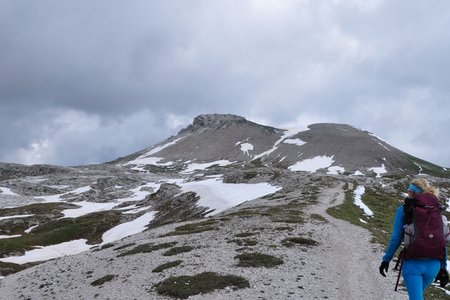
0, 114, 449, 299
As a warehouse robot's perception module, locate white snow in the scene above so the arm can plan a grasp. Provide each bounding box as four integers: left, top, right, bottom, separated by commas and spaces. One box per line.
377, 142, 391, 152
61, 202, 118, 218
353, 186, 373, 217
181, 160, 233, 174
0, 239, 92, 264
352, 171, 364, 176
239, 143, 254, 155
0, 214, 34, 221
124, 138, 183, 166
101, 212, 155, 245
116, 183, 160, 203
414, 162, 423, 173
369, 164, 387, 178
62, 182, 160, 218
178, 177, 281, 216
359, 218, 368, 224
283, 138, 306, 147
0, 187, 19, 196
288, 156, 335, 172
327, 166, 345, 175
254, 128, 305, 159
121, 206, 151, 214
38, 185, 92, 203
25, 224, 39, 233
0, 234, 21, 239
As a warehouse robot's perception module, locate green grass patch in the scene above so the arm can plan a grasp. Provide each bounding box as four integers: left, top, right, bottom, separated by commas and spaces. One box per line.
0, 261, 27, 276
162, 246, 194, 256
310, 213, 327, 223
117, 242, 177, 257
152, 260, 183, 273
281, 237, 318, 247
234, 232, 258, 238
155, 272, 250, 299
0, 211, 122, 257
235, 252, 283, 268
91, 274, 116, 286
162, 219, 217, 237
243, 171, 258, 180
230, 239, 258, 247
0, 202, 79, 217
264, 204, 305, 224
274, 226, 293, 231
113, 243, 136, 251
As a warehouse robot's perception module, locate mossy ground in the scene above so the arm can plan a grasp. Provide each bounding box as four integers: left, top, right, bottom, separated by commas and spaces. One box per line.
0, 211, 122, 257
235, 252, 283, 268
161, 219, 217, 237
281, 237, 318, 247
152, 260, 183, 273
117, 242, 177, 257
91, 274, 116, 286
154, 272, 250, 299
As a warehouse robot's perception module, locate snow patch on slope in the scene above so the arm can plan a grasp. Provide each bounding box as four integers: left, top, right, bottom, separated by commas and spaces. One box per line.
101, 212, 155, 245
178, 177, 281, 216
353, 186, 373, 217
289, 156, 335, 172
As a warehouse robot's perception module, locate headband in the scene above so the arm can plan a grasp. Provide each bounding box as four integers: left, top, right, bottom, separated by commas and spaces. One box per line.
408, 183, 423, 193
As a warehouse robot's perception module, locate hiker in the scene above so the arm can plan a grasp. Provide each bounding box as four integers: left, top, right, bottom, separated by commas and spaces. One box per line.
379, 178, 449, 300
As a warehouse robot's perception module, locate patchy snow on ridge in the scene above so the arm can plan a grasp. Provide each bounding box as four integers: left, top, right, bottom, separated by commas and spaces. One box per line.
61, 202, 118, 218
354, 186, 373, 217
0, 214, 34, 221
0, 234, 21, 239
254, 127, 306, 159
0, 187, 19, 196
0, 239, 92, 264
289, 156, 335, 172
101, 212, 155, 245
181, 160, 233, 174
369, 164, 387, 178
124, 137, 184, 167
327, 166, 345, 175
239, 142, 254, 156
283, 138, 306, 147
178, 177, 281, 216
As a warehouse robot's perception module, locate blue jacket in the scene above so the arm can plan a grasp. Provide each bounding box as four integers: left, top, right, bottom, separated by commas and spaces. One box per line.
383, 205, 447, 269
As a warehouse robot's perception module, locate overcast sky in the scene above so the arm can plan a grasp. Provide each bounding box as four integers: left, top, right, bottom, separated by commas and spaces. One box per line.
1, 0, 449, 167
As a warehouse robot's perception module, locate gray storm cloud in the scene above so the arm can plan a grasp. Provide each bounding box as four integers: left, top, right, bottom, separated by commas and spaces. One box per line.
0, 0, 449, 166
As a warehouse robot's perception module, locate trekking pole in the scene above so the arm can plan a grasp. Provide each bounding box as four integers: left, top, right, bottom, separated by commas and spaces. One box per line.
394, 251, 404, 292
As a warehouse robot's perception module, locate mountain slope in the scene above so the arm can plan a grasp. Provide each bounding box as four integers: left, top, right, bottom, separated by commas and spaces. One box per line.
116, 114, 448, 177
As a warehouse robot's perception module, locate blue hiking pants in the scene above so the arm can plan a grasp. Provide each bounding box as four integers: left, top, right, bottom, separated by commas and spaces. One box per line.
402, 258, 440, 300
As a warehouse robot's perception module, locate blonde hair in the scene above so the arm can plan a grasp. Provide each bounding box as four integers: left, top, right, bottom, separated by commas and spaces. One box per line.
411, 178, 440, 197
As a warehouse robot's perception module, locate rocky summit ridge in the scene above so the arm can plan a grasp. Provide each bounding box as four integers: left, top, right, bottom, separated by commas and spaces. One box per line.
116, 114, 448, 177
0, 114, 449, 299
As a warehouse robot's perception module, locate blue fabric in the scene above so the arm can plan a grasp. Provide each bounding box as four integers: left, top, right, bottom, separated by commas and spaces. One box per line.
408, 183, 423, 193
383, 206, 405, 262
402, 259, 440, 300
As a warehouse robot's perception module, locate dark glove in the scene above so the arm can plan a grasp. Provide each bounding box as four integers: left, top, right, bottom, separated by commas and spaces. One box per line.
379, 261, 389, 277
434, 269, 449, 288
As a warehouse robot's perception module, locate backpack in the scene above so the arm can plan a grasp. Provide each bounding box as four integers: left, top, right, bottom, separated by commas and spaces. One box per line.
403, 193, 448, 259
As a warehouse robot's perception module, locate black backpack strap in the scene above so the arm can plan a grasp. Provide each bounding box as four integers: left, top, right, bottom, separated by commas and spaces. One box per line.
403, 197, 415, 225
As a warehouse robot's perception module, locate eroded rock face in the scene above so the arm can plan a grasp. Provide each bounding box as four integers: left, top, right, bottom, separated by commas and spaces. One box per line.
179, 114, 248, 133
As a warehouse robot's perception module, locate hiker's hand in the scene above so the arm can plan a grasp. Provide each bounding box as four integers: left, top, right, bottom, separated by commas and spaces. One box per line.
379, 261, 389, 277
435, 269, 449, 288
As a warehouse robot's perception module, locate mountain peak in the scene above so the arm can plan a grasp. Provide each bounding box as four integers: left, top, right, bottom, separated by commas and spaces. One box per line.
179, 114, 248, 133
